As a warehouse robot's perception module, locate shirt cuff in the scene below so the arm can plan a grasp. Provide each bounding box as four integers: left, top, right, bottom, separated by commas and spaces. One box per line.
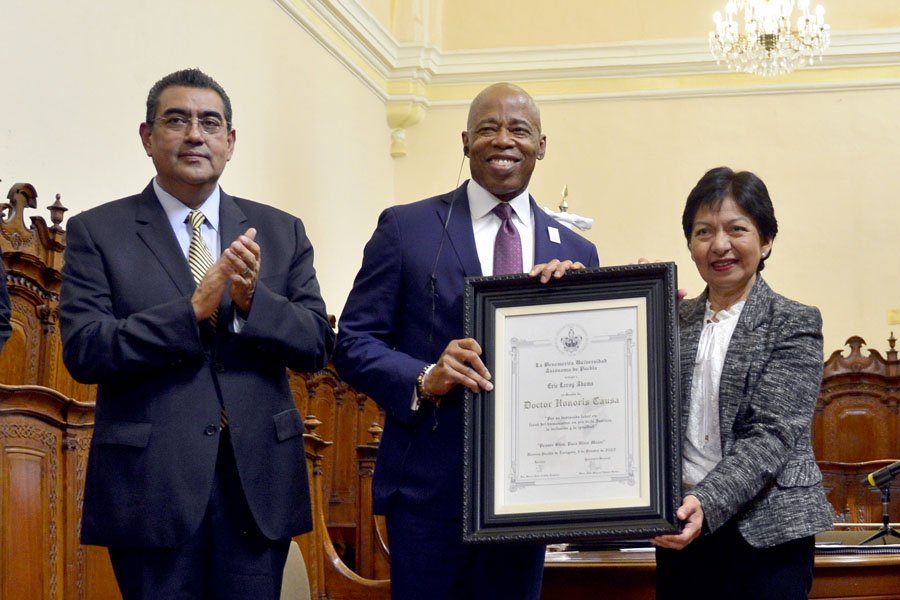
233, 310, 247, 334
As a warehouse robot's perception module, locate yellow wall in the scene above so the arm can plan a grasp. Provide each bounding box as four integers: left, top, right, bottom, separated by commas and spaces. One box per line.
0, 0, 394, 319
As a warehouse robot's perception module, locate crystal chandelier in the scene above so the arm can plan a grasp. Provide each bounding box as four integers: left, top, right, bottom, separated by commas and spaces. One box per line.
709, 0, 831, 76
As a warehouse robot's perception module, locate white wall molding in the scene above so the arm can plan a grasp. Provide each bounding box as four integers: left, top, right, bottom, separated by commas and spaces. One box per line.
274, 0, 900, 104
273, 0, 393, 101
521, 78, 900, 106
431, 32, 900, 84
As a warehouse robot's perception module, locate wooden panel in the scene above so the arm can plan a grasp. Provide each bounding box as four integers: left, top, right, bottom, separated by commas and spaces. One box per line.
0, 309, 29, 383
822, 402, 893, 463
815, 336, 900, 464
0, 295, 41, 384
5, 450, 47, 600
1, 417, 61, 600
322, 377, 357, 526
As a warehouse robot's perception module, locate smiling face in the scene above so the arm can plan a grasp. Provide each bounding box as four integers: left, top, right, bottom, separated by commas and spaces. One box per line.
689, 196, 773, 309
461, 83, 546, 202
139, 85, 235, 208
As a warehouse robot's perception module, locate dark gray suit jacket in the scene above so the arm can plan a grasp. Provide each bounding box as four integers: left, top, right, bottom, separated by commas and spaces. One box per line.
679, 276, 832, 548
60, 183, 333, 548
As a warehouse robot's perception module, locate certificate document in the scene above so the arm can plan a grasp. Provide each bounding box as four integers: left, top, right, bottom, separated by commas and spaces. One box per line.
491, 298, 650, 515
463, 263, 680, 543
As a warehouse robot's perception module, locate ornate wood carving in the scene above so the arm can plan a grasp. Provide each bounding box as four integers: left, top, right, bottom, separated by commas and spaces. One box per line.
0, 183, 66, 267
815, 336, 900, 463
356, 421, 390, 580
0, 181, 78, 398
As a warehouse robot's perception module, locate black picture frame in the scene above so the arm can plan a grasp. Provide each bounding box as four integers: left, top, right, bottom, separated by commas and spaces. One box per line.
462, 262, 682, 544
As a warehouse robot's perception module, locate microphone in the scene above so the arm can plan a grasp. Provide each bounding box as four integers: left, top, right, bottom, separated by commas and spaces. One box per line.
862, 460, 900, 488
424, 152, 469, 431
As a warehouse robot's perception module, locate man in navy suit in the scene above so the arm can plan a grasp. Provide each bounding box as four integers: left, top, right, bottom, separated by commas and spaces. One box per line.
59, 69, 333, 599
334, 83, 599, 600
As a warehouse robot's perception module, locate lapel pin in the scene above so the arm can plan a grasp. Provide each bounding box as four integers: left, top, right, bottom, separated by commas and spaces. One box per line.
548, 226, 561, 244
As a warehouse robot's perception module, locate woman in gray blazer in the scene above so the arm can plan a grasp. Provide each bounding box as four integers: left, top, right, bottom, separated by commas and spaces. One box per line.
651, 167, 832, 600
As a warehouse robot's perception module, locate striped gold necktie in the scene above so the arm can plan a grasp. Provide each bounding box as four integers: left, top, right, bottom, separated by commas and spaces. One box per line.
186, 210, 227, 428
187, 210, 218, 328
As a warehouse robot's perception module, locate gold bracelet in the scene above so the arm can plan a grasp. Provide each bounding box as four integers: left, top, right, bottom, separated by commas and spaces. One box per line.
416, 364, 440, 406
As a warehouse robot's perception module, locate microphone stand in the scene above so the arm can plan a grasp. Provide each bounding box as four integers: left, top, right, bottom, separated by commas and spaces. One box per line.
860, 485, 900, 545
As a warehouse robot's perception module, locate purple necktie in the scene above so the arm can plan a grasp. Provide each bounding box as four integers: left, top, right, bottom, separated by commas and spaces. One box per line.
492, 203, 523, 275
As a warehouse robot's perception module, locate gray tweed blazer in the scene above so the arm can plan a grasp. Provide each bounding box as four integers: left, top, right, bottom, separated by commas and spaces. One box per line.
680, 276, 833, 548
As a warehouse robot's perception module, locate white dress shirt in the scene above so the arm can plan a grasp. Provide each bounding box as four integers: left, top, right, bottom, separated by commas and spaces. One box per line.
467, 179, 535, 276
153, 178, 221, 260
683, 300, 745, 488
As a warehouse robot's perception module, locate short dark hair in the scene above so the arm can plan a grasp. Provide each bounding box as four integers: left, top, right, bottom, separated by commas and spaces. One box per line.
145, 68, 232, 130
682, 167, 778, 271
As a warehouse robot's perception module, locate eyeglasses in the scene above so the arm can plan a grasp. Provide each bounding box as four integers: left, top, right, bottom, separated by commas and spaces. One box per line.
150, 114, 230, 135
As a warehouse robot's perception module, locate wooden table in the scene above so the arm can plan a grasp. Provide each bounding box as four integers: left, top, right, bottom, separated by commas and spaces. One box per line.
541, 550, 900, 599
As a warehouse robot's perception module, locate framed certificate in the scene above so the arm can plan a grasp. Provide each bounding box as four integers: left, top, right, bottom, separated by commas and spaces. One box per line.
462, 262, 682, 544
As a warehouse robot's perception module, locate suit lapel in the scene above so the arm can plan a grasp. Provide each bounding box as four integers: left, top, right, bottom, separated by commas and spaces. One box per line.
718, 276, 772, 439
135, 184, 195, 296
440, 183, 482, 277
532, 197, 561, 264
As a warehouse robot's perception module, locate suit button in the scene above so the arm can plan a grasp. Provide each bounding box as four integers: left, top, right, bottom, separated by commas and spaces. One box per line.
215, 364, 225, 373
204, 425, 218, 436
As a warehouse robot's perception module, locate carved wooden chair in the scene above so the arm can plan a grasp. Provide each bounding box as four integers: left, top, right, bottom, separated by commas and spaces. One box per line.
814, 336, 900, 524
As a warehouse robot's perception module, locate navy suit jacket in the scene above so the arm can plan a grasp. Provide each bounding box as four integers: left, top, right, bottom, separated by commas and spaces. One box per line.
334, 182, 599, 518
59, 183, 334, 548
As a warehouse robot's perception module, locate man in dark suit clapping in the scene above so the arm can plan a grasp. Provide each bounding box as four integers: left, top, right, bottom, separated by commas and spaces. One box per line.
59, 69, 333, 600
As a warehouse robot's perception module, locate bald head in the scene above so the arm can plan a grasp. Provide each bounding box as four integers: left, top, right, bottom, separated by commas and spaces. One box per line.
461, 83, 546, 202
466, 83, 542, 133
